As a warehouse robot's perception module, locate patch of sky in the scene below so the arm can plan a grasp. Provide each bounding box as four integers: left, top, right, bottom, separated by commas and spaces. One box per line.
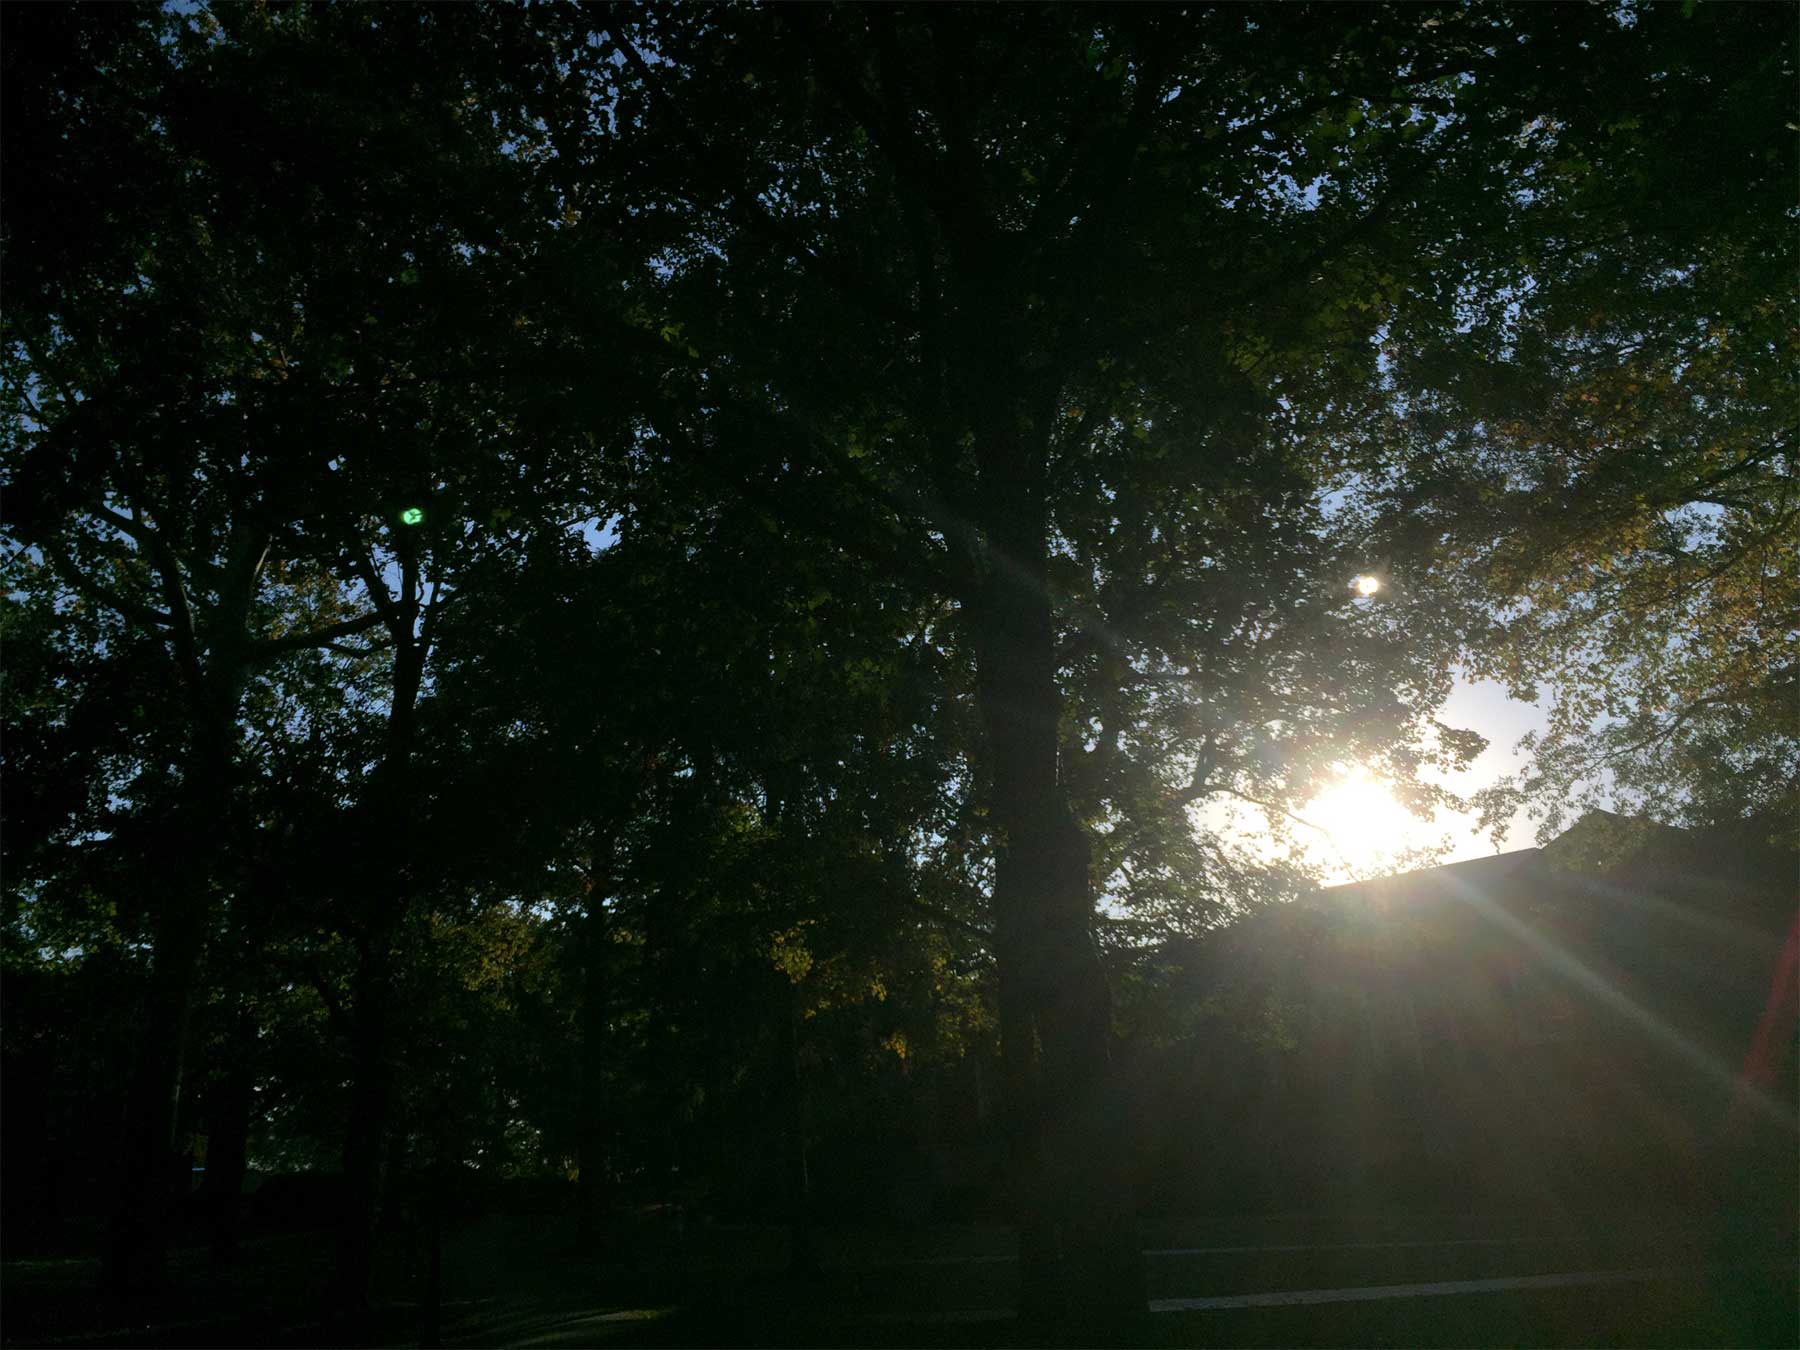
1371, 321, 1395, 378
573, 514, 621, 553
1451, 279, 1485, 335
1270, 174, 1327, 211
1650, 493, 1706, 537
160, 0, 216, 46
1317, 480, 1362, 520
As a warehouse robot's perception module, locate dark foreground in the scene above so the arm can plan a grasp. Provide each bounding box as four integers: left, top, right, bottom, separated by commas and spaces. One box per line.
4, 1208, 1794, 1349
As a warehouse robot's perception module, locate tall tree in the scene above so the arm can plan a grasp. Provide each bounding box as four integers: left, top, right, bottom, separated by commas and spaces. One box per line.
10, 3, 1784, 1334
578, 2, 1651, 1331
1, 3, 378, 1286
1, 0, 611, 1292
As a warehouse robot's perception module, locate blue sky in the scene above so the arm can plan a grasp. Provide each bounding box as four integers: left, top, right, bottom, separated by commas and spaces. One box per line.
1428, 674, 1552, 854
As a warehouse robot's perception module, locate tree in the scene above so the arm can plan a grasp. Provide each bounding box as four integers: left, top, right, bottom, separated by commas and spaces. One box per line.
9, 3, 1783, 1335
1, 0, 615, 1293
423, 404, 994, 1246
0, 2, 376, 1278
1363, 2, 1798, 847
581, 2, 1653, 1331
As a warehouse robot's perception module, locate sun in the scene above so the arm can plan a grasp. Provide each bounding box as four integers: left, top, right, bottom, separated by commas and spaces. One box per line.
1304, 764, 1417, 873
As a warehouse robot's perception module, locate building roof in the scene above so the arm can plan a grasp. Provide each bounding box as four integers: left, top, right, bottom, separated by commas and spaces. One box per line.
1322, 846, 1545, 902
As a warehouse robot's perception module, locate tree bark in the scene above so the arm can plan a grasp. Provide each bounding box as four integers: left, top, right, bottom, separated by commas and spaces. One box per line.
335, 570, 426, 1307
203, 1016, 255, 1269
781, 990, 815, 1277
105, 898, 207, 1295
337, 934, 397, 1307
972, 423, 1146, 1339
576, 894, 611, 1247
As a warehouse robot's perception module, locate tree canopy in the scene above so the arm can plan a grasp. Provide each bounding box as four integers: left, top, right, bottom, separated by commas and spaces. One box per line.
2, 0, 1793, 1334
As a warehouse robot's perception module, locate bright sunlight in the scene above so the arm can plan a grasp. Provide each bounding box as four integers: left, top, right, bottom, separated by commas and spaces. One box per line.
1304, 764, 1422, 875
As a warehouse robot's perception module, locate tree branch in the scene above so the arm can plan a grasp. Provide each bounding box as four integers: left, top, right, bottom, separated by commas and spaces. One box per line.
128, 509, 206, 693
813, 16, 973, 249
351, 551, 405, 636
1595, 693, 1734, 767
12, 326, 82, 411
613, 36, 918, 330
40, 538, 171, 632
93, 503, 154, 546
896, 893, 994, 946
1198, 784, 1335, 844
256, 610, 386, 656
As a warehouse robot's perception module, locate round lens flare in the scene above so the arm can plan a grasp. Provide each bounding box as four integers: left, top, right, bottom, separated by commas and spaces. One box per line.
399, 506, 425, 526
1351, 574, 1381, 597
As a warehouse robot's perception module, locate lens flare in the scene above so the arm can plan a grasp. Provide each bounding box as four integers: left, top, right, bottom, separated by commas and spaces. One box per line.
1352, 574, 1380, 597
1306, 765, 1415, 871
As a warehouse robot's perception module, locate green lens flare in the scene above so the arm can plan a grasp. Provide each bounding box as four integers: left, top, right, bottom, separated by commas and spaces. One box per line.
400, 506, 425, 526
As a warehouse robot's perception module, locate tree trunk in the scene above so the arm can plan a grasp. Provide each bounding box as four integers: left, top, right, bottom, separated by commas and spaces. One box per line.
203, 1019, 255, 1269
105, 899, 207, 1296
973, 426, 1146, 1340
419, 1084, 453, 1349
101, 582, 265, 1291
337, 937, 395, 1307
336, 604, 425, 1306
576, 896, 611, 1247
781, 991, 815, 1277
105, 702, 243, 1296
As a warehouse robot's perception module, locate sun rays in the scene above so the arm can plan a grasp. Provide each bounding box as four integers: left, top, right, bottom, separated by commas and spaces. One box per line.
1304, 765, 1431, 877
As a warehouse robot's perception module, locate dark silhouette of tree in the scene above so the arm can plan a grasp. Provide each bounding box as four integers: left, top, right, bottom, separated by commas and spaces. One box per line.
575, 4, 1713, 1331
2, 0, 624, 1295
1361, 3, 1797, 845
3, 3, 1792, 1340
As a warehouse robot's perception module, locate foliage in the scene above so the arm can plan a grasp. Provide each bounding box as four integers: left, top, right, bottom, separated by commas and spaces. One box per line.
1, 1, 1792, 1324
1361, 2, 1798, 845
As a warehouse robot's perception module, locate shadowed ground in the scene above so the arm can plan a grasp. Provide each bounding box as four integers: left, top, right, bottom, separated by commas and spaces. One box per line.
5, 1205, 1792, 1348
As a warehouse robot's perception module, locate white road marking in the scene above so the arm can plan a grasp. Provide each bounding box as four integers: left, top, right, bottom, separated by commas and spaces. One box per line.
860, 1230, 1697, 1267
853, 1266, 1679, 1324
1145, 1235, 1635, 1257
1148, 1266, 1672, 1312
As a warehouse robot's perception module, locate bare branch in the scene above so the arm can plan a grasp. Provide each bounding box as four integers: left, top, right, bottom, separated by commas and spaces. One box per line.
256, 610, 386, 656
351, 551, 405, 635
1200, 784, 1334, 842
93, 503, 154, 546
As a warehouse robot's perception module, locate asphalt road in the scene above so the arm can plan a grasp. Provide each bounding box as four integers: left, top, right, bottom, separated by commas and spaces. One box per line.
427, 1209, 1797, 1347
8, 1210, 1791, 1347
